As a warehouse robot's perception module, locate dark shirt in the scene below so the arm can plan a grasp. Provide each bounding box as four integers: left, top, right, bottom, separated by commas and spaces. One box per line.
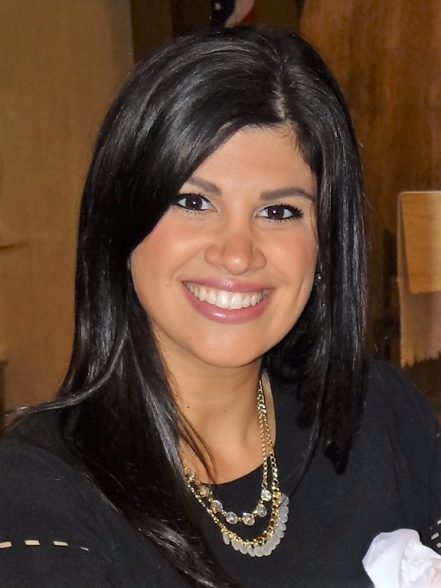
0, 362, 440, 587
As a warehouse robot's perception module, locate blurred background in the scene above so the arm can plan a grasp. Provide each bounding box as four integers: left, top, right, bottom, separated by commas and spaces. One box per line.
0, 0, 440, 413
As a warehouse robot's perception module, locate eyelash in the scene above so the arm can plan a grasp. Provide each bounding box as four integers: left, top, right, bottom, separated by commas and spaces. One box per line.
260, 203, 304, 222
173, 193, 304, 222
173, 193, 211, 214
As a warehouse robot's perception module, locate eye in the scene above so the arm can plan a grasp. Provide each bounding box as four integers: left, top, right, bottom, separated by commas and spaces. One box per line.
258, 204, 304, 222
173, 193, 213, 212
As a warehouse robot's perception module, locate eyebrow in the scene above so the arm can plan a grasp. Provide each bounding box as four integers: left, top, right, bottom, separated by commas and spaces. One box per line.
260, 187, 315, 202
184, 175, 315, 201
185, 176, 221, 196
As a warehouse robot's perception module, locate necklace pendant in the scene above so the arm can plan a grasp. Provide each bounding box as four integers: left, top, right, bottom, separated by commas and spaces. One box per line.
261, 488, 272, 502
226, 511, 238, 524
199, 484, 210, 497
255, 502, 267, 517
211, 499, 223, 513
242, 512, 255, 526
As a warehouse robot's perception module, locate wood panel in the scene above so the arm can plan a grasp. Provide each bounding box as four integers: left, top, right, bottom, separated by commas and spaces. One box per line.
0, 0, 133, 409
301, 0, 441, 232
300, 1, 441, 357
130, 0, 173, 61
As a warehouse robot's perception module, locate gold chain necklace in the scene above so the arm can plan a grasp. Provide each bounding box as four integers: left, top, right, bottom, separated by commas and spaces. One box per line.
185, 379, 289, 557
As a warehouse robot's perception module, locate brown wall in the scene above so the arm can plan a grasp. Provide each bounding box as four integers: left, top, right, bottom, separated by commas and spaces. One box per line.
300, 1, 441, 355
130, 0, 300, 60
258, 0, 302, 28
301, 1, 441, 231
131, 0, 173, 60
0, 0, 134, 409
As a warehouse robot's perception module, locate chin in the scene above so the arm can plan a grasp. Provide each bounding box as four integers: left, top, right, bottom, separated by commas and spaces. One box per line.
193, 349, 267, 370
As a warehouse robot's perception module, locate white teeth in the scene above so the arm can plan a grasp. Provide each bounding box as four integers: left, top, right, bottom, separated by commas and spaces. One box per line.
230, 293, 243, 310
186, 284, 267, 310
207, 290, 217, 305
217, 291, 230, 309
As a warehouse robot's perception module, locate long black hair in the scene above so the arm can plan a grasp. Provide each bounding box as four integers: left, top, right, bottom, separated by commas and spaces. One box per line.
11, 26, 366, 587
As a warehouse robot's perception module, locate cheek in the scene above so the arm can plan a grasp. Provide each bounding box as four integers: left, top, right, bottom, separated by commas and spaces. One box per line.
276, 233, 318, 275
130, 238, 164, 309
129, 221, 198, 306
130, 221, 176, 282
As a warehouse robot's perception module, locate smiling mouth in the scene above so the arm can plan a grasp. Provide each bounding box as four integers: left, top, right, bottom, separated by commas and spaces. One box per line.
185, 283, 270, 310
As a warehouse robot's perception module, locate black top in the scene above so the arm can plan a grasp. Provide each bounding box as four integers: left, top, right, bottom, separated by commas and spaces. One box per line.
0, 362, 440, 587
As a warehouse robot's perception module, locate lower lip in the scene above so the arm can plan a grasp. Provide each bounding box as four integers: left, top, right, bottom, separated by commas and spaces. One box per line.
183, 286, 271, 324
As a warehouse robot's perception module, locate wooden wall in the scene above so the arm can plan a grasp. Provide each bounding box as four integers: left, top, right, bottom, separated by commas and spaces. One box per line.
130, 0, 300, 62
301, 1, 441, 357
0, 0, 133, 409
301, 1, 441, 231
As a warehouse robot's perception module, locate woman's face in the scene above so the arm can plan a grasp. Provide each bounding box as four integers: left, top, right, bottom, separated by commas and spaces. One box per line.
131, 126, 318, 371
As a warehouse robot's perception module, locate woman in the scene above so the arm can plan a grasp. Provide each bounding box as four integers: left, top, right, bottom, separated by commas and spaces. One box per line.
1, 26, 440, 588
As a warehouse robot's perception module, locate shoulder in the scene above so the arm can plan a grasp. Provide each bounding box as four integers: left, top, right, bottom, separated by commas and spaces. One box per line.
0, 433, 119, 587
361, 360, 441, 499
363, 360, 438, 433
0, 411, 110, 542
361, 360, 440, 460
0, 414, 189, 588
359, 362, 441, 535
0, 435, 104, 522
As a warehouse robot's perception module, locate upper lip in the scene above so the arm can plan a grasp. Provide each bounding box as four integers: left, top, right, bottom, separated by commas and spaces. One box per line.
183, 279, 270, 293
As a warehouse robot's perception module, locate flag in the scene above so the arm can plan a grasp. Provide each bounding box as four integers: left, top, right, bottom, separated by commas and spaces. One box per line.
211, 0, 256, 28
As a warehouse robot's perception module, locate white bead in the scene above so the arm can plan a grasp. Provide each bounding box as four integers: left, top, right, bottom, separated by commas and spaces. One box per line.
261, 488, 272, 502
256, 503, 267, 517
275, 526, 284, 539
211, 500, 223, 513
226, 512, 238, 524
242, 513, 255, 526
254, 545, 264, 557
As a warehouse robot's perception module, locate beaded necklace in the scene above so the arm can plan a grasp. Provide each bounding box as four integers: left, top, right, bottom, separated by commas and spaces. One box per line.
185, 379, 289, 557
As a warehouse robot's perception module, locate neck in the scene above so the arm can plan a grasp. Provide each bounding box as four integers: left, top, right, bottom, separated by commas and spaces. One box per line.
169, 363, 274, 483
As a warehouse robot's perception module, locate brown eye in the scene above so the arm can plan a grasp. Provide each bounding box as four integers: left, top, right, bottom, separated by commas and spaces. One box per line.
174, 193, 211, 211
259, 204, 303, 221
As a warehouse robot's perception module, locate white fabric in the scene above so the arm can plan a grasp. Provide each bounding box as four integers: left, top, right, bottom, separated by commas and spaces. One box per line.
363, 529, 441, 587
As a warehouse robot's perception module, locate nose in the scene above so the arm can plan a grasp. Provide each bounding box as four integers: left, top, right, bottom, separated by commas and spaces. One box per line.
204, 226, 266, 275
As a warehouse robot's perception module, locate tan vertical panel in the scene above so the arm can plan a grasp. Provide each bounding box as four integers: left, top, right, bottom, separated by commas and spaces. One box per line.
0, 0, 134, 409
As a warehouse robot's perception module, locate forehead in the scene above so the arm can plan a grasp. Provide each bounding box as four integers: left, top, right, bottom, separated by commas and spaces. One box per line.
185, 126, 316, 196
